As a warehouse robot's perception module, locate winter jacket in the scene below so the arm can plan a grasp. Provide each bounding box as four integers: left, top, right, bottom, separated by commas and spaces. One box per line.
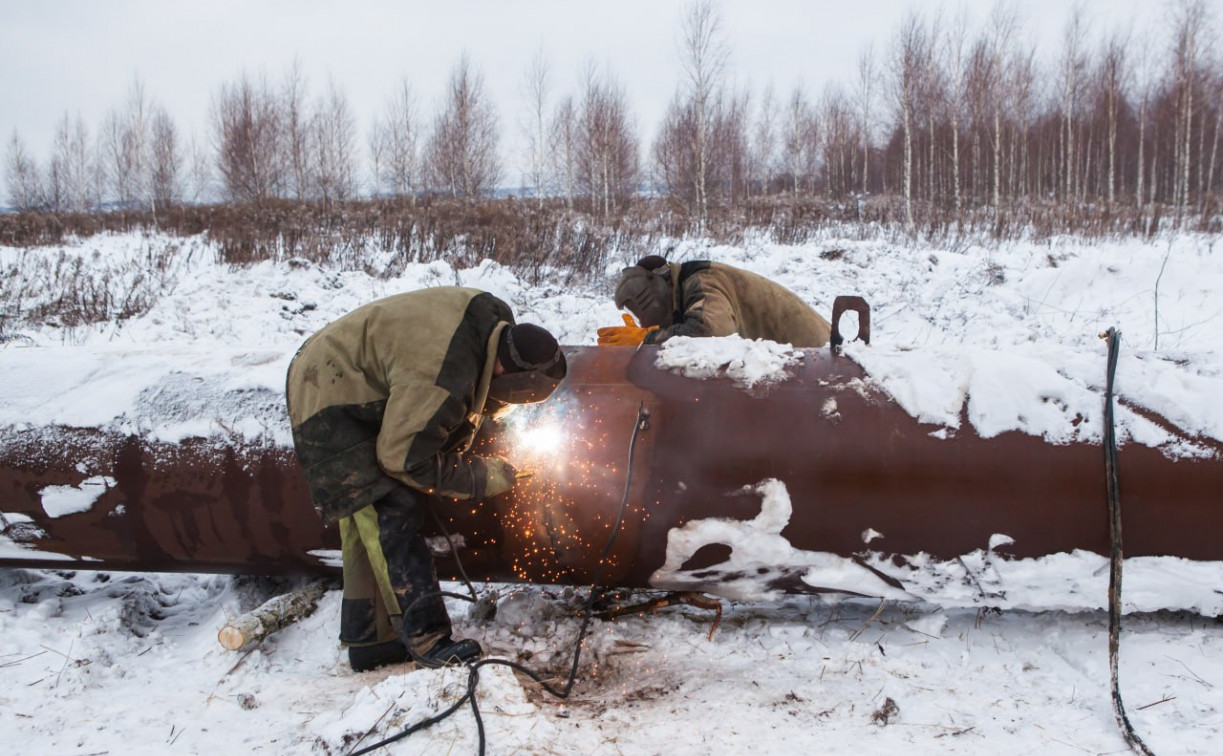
643, 261, 832, 347
286, 287, 512, 524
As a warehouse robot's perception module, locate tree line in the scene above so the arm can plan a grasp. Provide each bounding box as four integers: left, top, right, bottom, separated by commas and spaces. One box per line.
5, 0, 1221, 233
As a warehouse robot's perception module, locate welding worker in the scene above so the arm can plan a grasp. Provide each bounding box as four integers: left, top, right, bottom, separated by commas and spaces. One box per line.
598, 255, 831, 347
286, 287, 566, 672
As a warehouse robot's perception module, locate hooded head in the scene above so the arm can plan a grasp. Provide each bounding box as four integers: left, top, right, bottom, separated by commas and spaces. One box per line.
488, 323, 567, 405
614, 255, 673, 328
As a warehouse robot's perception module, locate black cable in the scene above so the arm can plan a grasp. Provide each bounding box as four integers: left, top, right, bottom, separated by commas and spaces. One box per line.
1102, 327, 1156, 756
349, 402, 651, 756
428, 503, 479, 601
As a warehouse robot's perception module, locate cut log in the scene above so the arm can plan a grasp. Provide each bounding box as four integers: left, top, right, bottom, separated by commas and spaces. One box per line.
217, 580, 328, 651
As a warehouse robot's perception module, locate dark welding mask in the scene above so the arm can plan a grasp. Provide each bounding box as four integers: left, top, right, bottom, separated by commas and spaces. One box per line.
487, 326, 567, 405
614, 264, 672, 328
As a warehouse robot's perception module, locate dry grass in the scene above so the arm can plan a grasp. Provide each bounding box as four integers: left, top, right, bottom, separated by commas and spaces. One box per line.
0, 194, 1215, 339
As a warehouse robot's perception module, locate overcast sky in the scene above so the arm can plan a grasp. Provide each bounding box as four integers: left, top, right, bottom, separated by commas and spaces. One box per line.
2, 0, 1168, 187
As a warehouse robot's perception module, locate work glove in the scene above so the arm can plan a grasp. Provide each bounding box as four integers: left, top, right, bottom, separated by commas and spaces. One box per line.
597, 313, 659, 346
483, 456, 518, 499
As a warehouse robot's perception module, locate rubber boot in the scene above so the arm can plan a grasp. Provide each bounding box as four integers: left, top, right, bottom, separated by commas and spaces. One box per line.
348, 639, 410, 672
413, 636, 483, 668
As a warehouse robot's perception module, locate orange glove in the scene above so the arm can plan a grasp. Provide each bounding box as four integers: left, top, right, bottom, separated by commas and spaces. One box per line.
597, 313, 659, 346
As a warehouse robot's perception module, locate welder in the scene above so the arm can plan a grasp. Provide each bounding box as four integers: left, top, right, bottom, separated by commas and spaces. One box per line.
598, 255, 831, 347
285, 287, 566, 672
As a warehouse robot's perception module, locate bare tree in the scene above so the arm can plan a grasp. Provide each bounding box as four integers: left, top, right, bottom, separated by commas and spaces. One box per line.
186, 135, 213, 204
6, 130, 43, 211
889, 12, 929, 227
282, 58, 312, 200
521, 45, 552, 203
99, 78, 153, 210
750, 83, 778, 196
714, 86, 751, 204
149, 106, 182, 208
99, 110, 129, 207
422, 54, 500, 199
854, 46, 878, 195
576, 64, 639, 216
1059, 6, 1089, 204
653, 93, 696, 205
780, 84, 817, 199
211, 71, 285, 204
1096, 28, 1129, 207
654, 79, 749, 211
677, 0, 729, 229
1169, 0, 1209, 221
375, 80, 419, 199
549, 95, 578, 208
1132, 31, 1155, 211
311, 79, 357, 203
50, 113, 92, 212
942, 13, 970, 212
367, 119, 386, 198
986, 4, 1019, 214
1205, 69, 1223, 213
819, 84, 855, 198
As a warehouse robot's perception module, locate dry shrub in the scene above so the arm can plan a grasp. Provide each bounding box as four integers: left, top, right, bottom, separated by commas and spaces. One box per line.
0, 239, 186, 338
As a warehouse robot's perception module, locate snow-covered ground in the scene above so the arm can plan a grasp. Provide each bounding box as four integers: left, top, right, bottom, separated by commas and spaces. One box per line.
1, 229, 1222, 754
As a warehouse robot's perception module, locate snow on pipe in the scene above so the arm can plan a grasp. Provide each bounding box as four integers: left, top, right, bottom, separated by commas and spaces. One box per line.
1, 342, 1221, 615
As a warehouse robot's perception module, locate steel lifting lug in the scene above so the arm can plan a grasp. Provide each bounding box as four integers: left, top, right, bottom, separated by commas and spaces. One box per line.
830, 295, 871, 351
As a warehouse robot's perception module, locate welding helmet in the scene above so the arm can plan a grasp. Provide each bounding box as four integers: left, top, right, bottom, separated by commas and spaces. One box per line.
488, 323, 567, 405
614, 256, 672, 328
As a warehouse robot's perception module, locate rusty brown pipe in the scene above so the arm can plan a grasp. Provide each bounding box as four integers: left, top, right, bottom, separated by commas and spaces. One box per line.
1, 346, 1220, 604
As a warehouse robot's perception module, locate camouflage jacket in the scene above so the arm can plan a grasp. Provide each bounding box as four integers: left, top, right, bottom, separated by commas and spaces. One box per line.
643, 261, 831, 347
285, 287, 512, 524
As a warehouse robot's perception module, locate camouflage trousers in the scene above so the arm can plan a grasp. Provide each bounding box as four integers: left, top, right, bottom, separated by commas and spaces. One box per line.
338, 486, 451, 650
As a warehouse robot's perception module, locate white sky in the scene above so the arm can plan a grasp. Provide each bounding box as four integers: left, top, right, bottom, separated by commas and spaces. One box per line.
2, 0, 1167, 186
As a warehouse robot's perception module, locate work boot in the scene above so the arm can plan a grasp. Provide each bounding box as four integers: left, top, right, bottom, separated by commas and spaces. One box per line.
414, 635, 482, 668
348, 639, 410, 672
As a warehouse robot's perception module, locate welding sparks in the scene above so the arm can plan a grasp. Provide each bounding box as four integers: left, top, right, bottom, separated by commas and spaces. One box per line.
514, 422, 565, 456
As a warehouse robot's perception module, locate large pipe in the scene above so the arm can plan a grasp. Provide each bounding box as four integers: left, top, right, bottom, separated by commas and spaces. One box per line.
2, 345, 1220, 611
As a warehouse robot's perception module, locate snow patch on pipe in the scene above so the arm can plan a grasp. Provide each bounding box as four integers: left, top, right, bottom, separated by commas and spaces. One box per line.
650, 478, 916, 602
1, 512, 72, 561
843, 340, 1221, 457
39, 475, 115, 518
655, 336, 802, 391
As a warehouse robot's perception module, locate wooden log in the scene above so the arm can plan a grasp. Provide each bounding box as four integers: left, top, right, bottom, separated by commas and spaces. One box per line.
217, 580, 328, 651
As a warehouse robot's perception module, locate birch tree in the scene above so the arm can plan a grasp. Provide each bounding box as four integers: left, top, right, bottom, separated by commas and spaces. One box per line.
854, 47, 878, 196
149, 106, 182, 208
677, 0, 729, 229
211, 72, 286, 204
376, 80, 418, 199
311, 79, 357, 203
549, 95, 577, 208
889, 12, 928, 228
5, 131, 42, 210
282, 59, 312, 200
422, 54, 500, 199
522, 46, 552, 203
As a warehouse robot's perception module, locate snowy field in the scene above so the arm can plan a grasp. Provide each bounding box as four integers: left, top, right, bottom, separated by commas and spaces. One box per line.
2, 229, 1222, 754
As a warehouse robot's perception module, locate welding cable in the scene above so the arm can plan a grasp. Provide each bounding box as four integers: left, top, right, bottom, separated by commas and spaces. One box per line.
428, 503, 479, 601
1102, 327, 1156, 756
349, 402, 651, 756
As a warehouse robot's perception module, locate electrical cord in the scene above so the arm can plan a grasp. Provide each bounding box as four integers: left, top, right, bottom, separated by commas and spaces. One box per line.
348, 401, 652, 756
1102, 327, 1156, 756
